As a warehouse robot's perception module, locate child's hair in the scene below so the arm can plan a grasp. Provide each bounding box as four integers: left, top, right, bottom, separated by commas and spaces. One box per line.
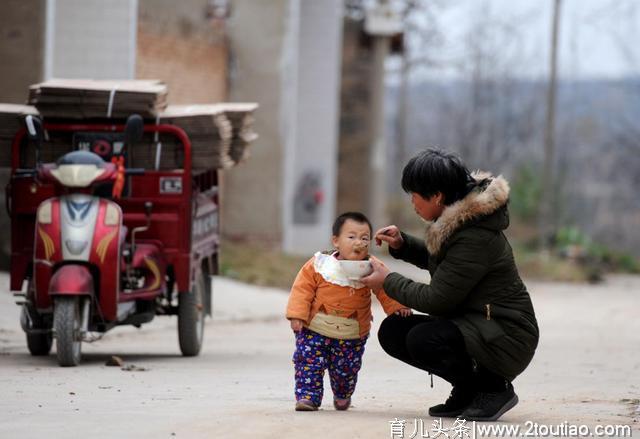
401, 148, 479, 205
332, 212, 372, 236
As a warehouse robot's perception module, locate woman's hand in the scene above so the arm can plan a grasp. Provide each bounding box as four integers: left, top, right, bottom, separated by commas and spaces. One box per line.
360, 258, 391, 291
290, 318, 304, 332
394, 308, 413, 317
374, 225, 404, 249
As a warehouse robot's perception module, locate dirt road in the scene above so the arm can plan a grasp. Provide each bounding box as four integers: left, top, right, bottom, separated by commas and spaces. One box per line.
0, 269, 638, 438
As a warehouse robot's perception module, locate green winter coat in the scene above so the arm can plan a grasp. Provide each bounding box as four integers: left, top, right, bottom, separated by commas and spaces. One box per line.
382, 172, 539, 381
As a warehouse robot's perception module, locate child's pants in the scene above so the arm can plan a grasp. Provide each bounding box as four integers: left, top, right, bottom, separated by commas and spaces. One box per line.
293, 327, 368, 407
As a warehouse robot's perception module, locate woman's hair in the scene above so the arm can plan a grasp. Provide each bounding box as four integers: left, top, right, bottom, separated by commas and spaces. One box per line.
401, 148, 477, 205
332, 212, 372, 236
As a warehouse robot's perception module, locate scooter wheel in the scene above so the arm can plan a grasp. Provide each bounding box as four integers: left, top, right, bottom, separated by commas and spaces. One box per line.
54, 296, 82, 367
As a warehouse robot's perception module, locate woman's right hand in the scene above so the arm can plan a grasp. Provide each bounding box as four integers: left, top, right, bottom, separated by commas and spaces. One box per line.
374, 225, 404, 250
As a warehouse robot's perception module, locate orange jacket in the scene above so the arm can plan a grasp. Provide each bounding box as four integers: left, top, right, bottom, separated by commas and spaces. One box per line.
286, 255, 406, 338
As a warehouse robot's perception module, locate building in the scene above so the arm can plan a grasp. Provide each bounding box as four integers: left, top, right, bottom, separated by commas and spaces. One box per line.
0, 0, 388, 257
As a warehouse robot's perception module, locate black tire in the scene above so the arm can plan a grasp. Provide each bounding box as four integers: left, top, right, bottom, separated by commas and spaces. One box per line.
27, 332, 53, 356
178, 270, 205, 356
202, 258, 213, 317
54, 296, 82, 367
21, 307, 53, 356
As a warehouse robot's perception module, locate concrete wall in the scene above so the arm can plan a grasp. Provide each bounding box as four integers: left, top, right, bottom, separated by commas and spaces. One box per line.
222, 0, 291, 245
0, 0, 46, 103
48, 0, 137, 79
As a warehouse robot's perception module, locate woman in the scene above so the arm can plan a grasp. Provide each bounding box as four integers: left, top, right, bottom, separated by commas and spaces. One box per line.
361, 149, 539, 422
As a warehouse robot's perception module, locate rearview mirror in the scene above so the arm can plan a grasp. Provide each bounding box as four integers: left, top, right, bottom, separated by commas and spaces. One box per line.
25, 115, 43, 143
25, 115, 44, 165
124, 114, 144, 147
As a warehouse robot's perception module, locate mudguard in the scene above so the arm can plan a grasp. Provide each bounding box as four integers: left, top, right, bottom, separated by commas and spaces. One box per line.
49, 265, 94, 296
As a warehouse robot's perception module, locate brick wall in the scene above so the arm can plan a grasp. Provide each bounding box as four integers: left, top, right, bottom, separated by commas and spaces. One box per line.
136, 0, 228, 104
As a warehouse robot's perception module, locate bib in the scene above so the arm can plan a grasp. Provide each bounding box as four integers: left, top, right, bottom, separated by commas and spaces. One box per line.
313, 251, 366, 289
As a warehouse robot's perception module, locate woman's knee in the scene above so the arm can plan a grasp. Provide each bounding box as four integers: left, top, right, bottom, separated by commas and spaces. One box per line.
405, 324, 436, 359
404, 319, 462, 358
377, 314, 407, 356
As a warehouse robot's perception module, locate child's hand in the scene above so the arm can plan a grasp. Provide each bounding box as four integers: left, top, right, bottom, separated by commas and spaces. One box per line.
394, 308, 412, 317
290, 318, 304, 332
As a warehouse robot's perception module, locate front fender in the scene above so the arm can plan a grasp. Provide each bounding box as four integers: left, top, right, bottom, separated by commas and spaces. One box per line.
49, 265, 94, 297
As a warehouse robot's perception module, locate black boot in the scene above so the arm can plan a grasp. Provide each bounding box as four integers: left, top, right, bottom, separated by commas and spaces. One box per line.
460, 381, 518, 421
429, 384, 478, 418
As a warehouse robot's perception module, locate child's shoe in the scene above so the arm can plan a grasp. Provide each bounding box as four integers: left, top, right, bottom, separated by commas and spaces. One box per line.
333, 397, 351, 411
295, 399, 319, 411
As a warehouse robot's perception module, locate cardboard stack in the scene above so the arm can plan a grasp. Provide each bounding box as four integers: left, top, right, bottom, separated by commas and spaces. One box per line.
138, 103, 259, 170
28, 79, 168, 119
0, 80, 258, 171
225, 104, 259, 164
0, 104, 39, 167
145, 104, 234, 170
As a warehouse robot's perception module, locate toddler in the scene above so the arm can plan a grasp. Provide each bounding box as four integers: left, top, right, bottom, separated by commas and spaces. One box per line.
286, 212, 411, 411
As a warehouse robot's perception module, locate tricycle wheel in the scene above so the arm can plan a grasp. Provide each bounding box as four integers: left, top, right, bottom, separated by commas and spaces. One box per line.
178, 270, 206, 356
27, 332, 53, 356
21, 307, 53, 356
53, 296, 83, 367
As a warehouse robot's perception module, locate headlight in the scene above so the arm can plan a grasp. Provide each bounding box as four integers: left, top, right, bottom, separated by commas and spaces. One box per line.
37, 200, 52, 224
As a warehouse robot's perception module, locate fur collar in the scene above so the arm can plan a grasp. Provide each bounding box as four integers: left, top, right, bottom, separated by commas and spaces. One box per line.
424, 171, 510, 254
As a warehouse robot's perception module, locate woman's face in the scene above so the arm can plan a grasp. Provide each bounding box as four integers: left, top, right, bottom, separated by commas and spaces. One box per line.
411, 192, 445, 221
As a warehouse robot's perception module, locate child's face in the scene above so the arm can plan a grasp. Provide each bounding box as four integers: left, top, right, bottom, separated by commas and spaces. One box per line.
332, 219, 371, 261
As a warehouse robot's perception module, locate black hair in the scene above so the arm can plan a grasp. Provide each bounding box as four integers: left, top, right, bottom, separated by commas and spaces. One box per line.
332, 212, 372, 236
401, 148, 477, 205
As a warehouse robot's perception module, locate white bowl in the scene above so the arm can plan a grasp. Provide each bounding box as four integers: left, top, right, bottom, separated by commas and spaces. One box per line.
339, 260, 373, 280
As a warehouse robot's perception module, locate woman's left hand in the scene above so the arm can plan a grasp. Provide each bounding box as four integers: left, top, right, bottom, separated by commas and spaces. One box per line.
360, 258, 391, 291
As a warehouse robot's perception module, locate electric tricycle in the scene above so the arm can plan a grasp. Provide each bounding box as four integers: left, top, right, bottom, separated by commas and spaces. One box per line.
6, 115, 219, 366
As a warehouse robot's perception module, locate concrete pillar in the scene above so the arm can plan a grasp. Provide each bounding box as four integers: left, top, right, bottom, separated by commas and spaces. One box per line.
282, 0, 344, 254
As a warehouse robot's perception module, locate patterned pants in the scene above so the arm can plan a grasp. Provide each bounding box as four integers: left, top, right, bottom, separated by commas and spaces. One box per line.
292, 327, 368, 407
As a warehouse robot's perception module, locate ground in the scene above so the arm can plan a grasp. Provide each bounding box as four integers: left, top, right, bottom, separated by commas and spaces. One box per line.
0, 263, 638, 439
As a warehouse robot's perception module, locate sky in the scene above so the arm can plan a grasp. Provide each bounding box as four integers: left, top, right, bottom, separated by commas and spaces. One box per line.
394, 0, 640, 81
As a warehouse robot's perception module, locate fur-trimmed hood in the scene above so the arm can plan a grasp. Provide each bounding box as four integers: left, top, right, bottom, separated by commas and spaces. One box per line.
424, 171, 510, 254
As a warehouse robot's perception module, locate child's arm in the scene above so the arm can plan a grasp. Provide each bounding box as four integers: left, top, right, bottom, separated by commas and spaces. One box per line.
374, 287, 411, 316
286, 257, 319, 329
